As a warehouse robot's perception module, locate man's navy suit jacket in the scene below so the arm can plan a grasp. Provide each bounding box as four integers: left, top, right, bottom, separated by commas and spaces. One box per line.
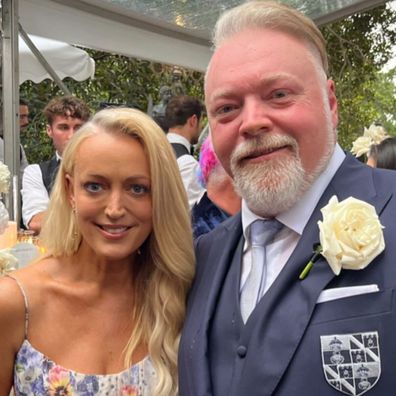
179, 154, 396, 396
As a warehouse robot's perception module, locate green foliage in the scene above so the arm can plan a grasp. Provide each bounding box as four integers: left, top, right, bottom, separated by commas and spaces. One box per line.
20, 53, 204, 163
20, 4, 395, 163
19, 80, 60, 163
321, 4, 396, 149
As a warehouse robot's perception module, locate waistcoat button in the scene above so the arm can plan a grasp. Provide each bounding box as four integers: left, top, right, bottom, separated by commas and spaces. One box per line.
236, 345, 247, 358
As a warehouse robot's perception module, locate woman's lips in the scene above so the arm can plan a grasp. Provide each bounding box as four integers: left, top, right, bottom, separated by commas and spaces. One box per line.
97, 224, 132, 239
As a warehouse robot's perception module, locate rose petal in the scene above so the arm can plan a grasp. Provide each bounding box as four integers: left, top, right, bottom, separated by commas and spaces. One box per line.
318, 195, 385, 276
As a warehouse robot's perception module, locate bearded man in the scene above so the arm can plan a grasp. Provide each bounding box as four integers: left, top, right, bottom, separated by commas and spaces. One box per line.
179, 2, 396, 395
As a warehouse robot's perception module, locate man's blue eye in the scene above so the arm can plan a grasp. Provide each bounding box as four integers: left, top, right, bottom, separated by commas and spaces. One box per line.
218, 105, 236, 114
272, 90, 288, 99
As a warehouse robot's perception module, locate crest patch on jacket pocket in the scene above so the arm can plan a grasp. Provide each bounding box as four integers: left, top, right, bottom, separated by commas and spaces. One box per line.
321, 332, 380, 395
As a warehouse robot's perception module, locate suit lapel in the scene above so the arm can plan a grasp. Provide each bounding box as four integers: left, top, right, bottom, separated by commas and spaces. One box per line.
199, 214, 243, 330
237, 155, 392, 395
183, 214, 243, 395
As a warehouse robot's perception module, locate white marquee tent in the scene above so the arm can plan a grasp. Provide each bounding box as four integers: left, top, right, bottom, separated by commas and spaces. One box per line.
19, 0, 389, 73
19, 33, 95, 84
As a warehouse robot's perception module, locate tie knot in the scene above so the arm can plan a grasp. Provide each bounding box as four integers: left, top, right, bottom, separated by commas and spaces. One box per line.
250, 219, 282, 247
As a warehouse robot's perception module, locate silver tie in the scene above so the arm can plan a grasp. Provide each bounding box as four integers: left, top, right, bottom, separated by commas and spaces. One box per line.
240, 219, 282, 323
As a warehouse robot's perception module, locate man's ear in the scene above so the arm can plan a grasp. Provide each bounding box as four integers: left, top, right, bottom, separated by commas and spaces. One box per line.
46, 124, 53, 138
327, 79, 338, 129
188, 114, 198, 128
65, 174, 75, 208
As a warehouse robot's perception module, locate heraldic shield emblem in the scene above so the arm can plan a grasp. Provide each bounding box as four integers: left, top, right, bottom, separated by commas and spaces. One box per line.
320, 332, 381, 395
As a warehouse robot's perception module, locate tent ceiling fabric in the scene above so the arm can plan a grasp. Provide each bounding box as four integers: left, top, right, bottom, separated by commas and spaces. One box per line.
19, 34, 95, 84
20, 0, 388, 72
20, 0, 212, 72
99, 0, 388, 30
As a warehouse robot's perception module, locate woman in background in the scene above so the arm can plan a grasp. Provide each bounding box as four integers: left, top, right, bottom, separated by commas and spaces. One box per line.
0, 108, 194, 395
192, 135, 241, 238
367, 137, 396, 170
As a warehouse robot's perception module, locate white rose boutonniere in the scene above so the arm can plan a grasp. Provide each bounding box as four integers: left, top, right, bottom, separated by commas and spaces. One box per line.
299, 195, 385, 279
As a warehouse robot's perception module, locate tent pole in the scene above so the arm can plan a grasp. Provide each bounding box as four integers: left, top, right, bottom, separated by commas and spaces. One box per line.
18, 23, 71, 95
2, 0, 20, 222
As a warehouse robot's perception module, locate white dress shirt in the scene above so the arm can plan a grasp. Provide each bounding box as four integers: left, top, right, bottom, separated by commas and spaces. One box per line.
167, 132, 205, 209
21, 152, 60, 227
240, 144, 346, 298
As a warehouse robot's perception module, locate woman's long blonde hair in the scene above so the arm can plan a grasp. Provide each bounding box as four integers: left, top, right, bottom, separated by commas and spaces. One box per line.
40, 108, 195, 395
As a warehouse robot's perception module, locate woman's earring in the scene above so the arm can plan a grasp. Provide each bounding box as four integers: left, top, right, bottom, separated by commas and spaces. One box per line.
72, 206, 78, 238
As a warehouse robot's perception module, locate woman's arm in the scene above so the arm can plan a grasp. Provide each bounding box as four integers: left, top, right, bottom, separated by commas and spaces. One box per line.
0, 276, 26, 395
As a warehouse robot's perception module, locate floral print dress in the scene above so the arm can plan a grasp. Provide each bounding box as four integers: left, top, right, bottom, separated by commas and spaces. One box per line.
8, 276, 157, 395
13, 340, 156, 395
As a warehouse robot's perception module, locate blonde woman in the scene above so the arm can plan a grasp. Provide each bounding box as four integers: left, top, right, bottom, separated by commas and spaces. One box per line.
0, 108, 194, 395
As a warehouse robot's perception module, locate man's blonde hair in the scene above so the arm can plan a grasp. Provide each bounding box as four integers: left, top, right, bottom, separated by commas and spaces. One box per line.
212, 0, 328, 76
40, 107, 195, 395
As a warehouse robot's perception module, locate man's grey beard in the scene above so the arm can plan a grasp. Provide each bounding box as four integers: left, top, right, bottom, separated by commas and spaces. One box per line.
230, 133, 332, 217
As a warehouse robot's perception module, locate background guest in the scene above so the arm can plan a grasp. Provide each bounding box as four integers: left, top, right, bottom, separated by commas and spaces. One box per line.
0, 99, 30, 182
19, 98, 30, 130
367, 136, 396, 170
22, 96, 90, 233
192, 135, 241, 238
166, 95, 206, 208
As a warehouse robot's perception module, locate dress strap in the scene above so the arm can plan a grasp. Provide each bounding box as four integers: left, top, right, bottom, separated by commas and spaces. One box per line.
6, 275, 29, 338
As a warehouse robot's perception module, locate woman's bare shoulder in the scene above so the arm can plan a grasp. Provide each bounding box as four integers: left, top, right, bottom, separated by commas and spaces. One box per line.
0, 257, 55, 309
13, 255, 58, 282
0, 257, 58, 339
0, 275, 26, 344
0, 276, 23, 396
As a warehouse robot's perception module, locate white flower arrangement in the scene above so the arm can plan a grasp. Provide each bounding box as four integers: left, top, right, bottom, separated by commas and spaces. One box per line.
0, 161, 18, 274
351, 124, 389, 157
0, 161, 10, 234
0, 248, 17, 275
0, 161, 10, 194
0, 202, 9, 235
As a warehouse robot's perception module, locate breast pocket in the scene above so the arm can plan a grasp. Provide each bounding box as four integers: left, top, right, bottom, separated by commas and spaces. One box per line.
310, 288, 394, 325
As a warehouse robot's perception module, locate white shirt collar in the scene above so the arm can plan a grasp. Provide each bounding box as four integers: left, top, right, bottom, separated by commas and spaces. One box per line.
166, 132, 191, 151
242, 143, 345, 239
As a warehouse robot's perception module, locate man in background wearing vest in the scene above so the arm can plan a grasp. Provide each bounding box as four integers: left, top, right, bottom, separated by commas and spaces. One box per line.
165, 95, 205, 209
22, 96, 90, 233
0, 99, 30, 180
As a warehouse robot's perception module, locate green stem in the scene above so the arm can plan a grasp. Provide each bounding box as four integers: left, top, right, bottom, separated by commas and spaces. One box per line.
299, 261, 314, 280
